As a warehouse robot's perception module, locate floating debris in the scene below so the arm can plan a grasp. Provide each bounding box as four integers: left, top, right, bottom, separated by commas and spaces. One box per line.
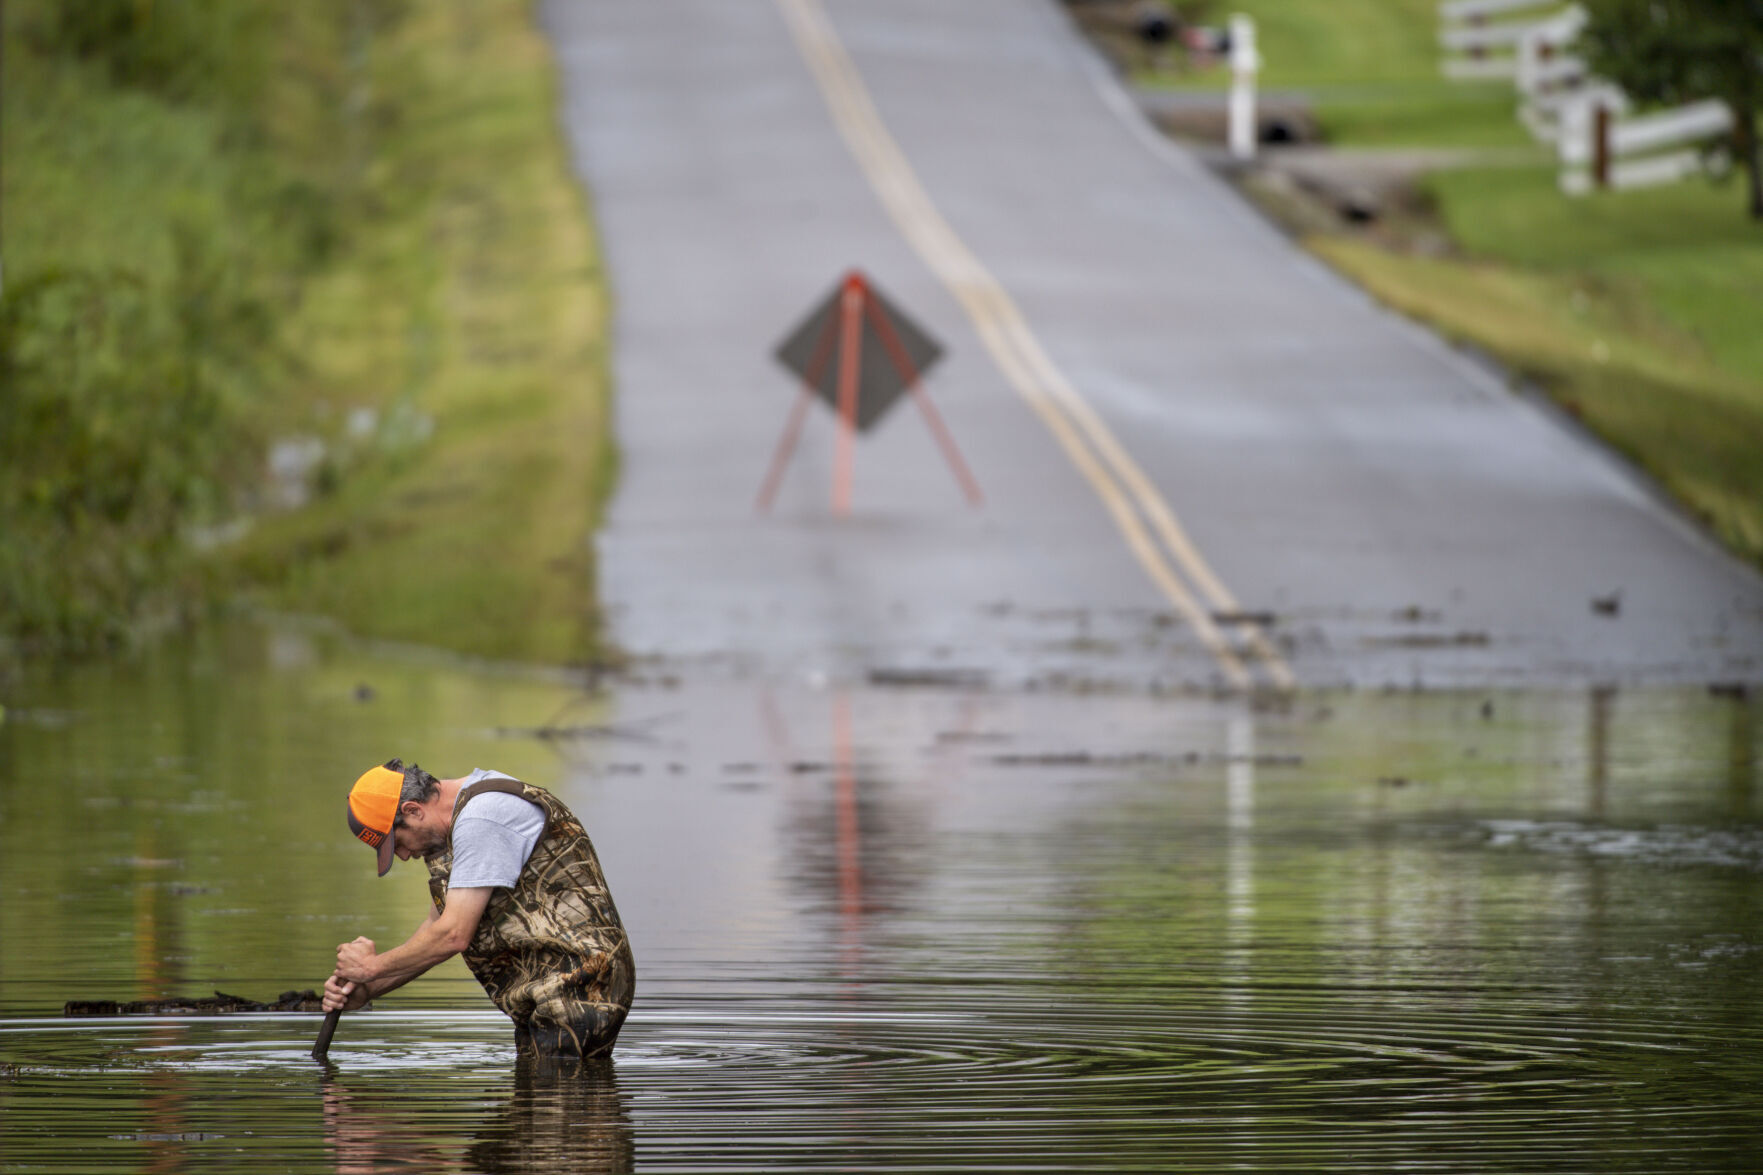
992, 750, 1303, 768
993, 751, 1132, 767
1211, 610, 1277, 626
1222, 753, 1305, 767
1367, 632, 1490, 648
65, 990, 327, 1017
496, 718, 670, 743
868, 667, 990, 689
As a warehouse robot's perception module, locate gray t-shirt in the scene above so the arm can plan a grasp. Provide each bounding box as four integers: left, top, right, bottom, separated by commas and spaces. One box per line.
447, 769, 546, 890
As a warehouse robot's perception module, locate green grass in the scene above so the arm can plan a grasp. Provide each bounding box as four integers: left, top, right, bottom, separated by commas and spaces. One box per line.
1132, 0, 1533, 149
9, 67, 239, 277
2, 4, 297, 655
1225, 0, 1452, 86
222, 2, 616, 667
1427, 166, 1763, 378
1311, 171, 1763, 563
1307, 84, 1535, 150
4, 1, 615, 666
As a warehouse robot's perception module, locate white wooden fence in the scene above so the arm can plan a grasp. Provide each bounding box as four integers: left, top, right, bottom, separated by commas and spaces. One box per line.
1513, 5, 1592, 141
1437, 0, 1734, 195
1558, 97, 1734, 194
1437, 0, 1566, 80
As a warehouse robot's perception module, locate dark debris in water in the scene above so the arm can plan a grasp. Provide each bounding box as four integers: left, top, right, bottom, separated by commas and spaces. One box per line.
1365, 631, 1491, 648
64, 989, 326, 1017
993, 750, 1303, 768
496, 721, 663, 742
868, 667, 991, 688
1210, 610, 1277, 626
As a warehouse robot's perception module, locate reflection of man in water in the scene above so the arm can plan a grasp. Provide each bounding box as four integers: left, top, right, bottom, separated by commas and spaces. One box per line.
469, 1057, 635, 1174
323, 760, 635, 1057
322, 1057, 633, 1175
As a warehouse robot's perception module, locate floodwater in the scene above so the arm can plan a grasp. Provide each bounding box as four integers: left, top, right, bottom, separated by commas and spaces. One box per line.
2, 621, 1760, 1172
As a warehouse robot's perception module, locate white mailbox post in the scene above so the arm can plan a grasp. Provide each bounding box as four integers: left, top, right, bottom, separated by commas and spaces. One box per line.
1228, 15, 1259, 161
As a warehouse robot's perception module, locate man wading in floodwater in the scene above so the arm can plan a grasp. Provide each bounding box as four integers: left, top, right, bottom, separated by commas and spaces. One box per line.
323, 760, 635, 1057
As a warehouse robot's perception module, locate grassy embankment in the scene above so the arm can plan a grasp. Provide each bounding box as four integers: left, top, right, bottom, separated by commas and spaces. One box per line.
2, 0, 613, 665
1135, 0, 1763, 567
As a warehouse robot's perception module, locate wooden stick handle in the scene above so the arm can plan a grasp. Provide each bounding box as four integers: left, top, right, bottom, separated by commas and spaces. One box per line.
312, 1008, 341, 1061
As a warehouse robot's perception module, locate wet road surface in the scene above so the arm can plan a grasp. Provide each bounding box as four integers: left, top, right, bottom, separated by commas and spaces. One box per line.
544, 0, 1763, 690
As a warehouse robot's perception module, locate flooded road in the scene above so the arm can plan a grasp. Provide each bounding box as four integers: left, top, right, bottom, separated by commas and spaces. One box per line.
3, 623, 1760, 1171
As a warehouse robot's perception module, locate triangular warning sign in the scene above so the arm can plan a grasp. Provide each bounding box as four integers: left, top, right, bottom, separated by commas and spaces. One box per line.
757, 270, 980, 514
774, 273, 943, 433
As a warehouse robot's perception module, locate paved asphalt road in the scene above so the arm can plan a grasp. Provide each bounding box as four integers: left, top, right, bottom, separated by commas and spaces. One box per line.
541, 0, 1763, 691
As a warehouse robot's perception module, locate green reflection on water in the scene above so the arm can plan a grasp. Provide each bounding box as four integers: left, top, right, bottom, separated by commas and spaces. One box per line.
0, 622, 602, 1015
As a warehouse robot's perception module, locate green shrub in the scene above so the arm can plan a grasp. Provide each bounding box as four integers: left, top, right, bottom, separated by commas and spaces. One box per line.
23, 0, 268, 107
0, 245, 265, 653
0, 0, 366, 656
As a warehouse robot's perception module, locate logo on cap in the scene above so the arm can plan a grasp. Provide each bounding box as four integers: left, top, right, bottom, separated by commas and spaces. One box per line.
347, 763, 406, 876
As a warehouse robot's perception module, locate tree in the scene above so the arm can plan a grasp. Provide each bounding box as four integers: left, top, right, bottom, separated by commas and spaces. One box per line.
1579, 0, 1763, 219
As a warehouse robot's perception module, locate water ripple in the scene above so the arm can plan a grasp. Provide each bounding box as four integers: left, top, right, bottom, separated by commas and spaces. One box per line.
1477, 819, 1763, 870
3, 988, 1761, 1172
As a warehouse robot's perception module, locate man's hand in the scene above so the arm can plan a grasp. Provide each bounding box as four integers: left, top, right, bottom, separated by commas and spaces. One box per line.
322, 971, 372, 1013
324, 890, 490, 1008
336, 936, 378, 985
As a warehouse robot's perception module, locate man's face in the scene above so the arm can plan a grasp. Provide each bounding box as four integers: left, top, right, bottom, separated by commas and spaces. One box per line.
391, 806, 449, 862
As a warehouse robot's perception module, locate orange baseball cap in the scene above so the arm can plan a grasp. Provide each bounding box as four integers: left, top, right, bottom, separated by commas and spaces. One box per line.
347, 763, 404, 876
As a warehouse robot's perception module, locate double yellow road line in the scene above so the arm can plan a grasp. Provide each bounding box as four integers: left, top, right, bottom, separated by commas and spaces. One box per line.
775, 0, 1294, 692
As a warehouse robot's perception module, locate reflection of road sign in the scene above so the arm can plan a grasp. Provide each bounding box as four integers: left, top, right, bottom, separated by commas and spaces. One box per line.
757, 270, 980, 515
774, 273, 943, 432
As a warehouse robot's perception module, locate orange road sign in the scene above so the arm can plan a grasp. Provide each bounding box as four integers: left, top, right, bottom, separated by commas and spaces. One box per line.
758, 270, 980, 514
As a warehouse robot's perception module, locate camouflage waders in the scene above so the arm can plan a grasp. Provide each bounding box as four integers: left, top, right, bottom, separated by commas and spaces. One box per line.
426, 778, 635, 1057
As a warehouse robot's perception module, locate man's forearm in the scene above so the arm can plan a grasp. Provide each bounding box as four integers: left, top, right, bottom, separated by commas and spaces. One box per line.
335, 890, 488, 1002
361, 920, 465, 993
357, 961, 433, 1001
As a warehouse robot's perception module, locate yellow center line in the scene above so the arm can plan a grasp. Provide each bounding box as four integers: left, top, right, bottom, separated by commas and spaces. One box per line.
775, 0, 1294, 692
1001, 316, 1297, 692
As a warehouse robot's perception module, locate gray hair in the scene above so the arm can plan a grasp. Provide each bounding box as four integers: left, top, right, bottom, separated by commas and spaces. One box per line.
382, 758, 440, 814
